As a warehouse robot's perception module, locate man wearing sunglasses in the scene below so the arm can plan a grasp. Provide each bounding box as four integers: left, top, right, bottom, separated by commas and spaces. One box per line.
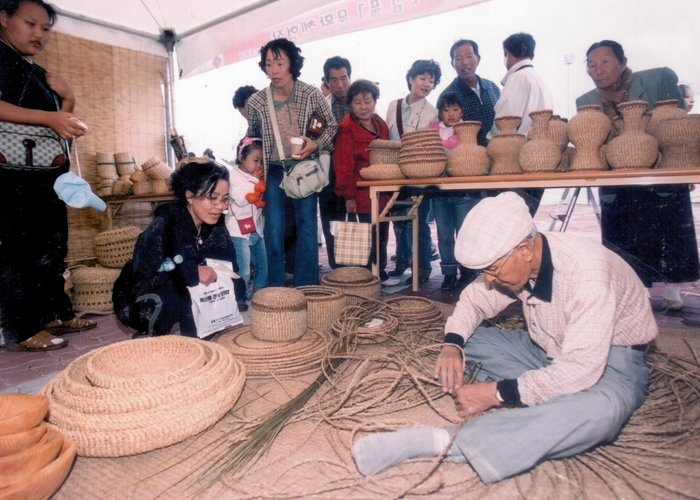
353, 191, 656, 484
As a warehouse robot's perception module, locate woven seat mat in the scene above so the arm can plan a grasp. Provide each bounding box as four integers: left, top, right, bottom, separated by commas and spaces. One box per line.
51, 329, 700, 500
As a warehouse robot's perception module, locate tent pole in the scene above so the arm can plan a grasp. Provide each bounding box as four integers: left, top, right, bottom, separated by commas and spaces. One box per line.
161, 30, 178, 167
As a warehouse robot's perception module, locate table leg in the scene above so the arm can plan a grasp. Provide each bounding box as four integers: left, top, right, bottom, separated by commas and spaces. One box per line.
370, 187, 379, 278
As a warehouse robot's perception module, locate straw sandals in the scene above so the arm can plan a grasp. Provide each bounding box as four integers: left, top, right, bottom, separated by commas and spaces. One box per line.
44, 316, 97, 335
7, 331, 67, 352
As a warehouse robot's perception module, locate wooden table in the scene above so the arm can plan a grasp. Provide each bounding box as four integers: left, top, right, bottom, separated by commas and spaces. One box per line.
358, 168, 700, 291
103, 193, 176, 228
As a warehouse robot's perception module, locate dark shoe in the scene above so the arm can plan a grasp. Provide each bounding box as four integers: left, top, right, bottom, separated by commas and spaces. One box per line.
238, 303, 249, 312
418, 268, 431, 284
44, 316, 97, 335
6, 331, 67, 351
441, 275, 458, 290
389, 260, 412, 277
456, 270, 478, 290
131, 331, 154, 340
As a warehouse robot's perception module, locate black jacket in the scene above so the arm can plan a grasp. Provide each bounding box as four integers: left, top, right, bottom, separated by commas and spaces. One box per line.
113, 203, 245, 324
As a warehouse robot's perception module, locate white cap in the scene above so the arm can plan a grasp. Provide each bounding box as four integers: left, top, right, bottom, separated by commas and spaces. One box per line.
455, 191, 534, 269
53, 172, 106, 212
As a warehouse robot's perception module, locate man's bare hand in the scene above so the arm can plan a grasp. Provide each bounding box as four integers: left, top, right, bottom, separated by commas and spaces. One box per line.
434, 344, 464, 395
452, 381, 500, 417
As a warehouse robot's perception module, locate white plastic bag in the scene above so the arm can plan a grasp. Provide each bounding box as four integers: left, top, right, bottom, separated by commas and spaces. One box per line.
188, 263, 243, 338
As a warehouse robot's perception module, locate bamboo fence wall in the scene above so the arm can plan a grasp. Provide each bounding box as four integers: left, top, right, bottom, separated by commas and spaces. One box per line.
33, 32, 167, 261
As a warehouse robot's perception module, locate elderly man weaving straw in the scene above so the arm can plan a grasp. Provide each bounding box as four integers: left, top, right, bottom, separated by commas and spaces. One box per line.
353, 191, 656, 483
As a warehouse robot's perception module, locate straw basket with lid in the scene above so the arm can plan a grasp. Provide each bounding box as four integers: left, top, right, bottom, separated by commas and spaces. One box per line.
70, 267, 121, 314
251, 287, 308, 342
39, 336, 246, 457
296, 286, 347, 333
321, 267, 381, 305
93, 226, 141, 268
213, 325, 333, 379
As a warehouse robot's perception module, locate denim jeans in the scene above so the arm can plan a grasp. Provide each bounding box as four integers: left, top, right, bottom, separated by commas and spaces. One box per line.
432, 193, 475, 276
232, 232, 268, 300
264, 163, 319, 287
391, 190, 432, 270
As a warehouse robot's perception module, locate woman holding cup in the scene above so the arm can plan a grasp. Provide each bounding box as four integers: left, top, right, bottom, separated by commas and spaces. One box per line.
246, 38, 337, 287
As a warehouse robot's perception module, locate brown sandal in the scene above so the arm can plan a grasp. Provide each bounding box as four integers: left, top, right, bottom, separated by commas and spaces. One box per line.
44, 316, 97, 335
7, 331, 68, 352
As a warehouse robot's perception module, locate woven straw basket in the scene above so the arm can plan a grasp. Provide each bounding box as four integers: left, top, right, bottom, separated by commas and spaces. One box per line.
132, 182, 153, 195
385, 296, 443, 329
70, 267, 121, 314
96, 152, 117, 180
141, 157, 173, 181
111, 178, 133, 196
321, 267, 381, 305
296, 286, 347, 333
40, 337, 245, 457
213, 325, 332, 379
97, 178, 115, 198
369, 140, 401, 165
399, 159, 447, 178
359, 164, 406, 181
114, 153, 136, 177
129, 169, 147, 183
93, 226, 140, 268
152, 179, 171, 194
251, 287, 308, 342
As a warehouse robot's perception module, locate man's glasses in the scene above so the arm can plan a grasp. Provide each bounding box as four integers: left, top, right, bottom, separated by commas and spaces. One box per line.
481, 247, 515, 278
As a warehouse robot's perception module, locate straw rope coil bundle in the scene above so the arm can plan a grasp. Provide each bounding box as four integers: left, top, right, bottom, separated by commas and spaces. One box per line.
251, 287, 308, 342
213, 325, 333, 379
331, 307, 399, 344
369, 140, 401, 165
385, 296, 443, 330
92, 226, 140, 268
132, 181, 153, 195
296, 285, 347, 333
141, 156, 173, 181
321, 267, 381, 305
70, 267, 121, 314
114, 153, 136, 177
359, 164, 406, 180
39, 336, 245, 457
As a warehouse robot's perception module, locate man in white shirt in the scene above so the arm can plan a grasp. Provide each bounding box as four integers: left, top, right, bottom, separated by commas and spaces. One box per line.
488, 33, 553, 138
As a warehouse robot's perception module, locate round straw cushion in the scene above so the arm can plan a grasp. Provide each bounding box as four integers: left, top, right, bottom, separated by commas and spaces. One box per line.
251, 287, 308, 342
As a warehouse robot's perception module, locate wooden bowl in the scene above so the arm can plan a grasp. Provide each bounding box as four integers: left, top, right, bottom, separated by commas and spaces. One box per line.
0, 423, 47, 458
0, 395, 48, 436
0, 435, 76, 500
0, 428, 63, 488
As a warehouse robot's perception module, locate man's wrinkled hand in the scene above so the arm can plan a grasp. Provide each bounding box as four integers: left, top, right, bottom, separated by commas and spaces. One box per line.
452, 381, 500, 417
434, 345, 464, 395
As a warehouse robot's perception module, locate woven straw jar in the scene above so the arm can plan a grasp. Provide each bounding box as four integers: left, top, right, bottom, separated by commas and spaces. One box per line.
70, 267, 121, 313
296, 286, 347, 333
321, 267, 381, 305
487, 134, 527, 174
647, 99, 686, 139
494, 115, 521, 134
142, 157, 173, 181
251, 287, 307, 342
606, 101, 659, 170
546, 115, 569, 152
557, 146, 576, 172
446, 121, 491, 176
93, 226, 141, 268
567, 105, 611, 171
656, 115, 700, 169
519, 110, 562, 173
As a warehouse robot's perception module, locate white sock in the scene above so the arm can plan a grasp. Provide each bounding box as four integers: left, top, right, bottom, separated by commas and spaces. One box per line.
663, 284, 682, 302
353, 428, 458, 476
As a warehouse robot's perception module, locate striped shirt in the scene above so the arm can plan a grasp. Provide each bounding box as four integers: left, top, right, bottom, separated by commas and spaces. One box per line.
246, 80, 338, 179
444, 232, 657, 406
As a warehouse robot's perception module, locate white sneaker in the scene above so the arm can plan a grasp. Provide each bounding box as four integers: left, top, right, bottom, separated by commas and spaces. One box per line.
382, 278, 401, 287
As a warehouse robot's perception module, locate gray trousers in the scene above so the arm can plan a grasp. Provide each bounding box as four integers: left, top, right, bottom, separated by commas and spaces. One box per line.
452, 327, 649, 484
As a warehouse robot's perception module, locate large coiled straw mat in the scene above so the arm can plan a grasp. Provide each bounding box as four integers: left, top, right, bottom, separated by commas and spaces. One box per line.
213, 325, 333, 379
385, 296, 443, 329
331, 309, 399, 344
39, 337, 245, 457
296, 286, 347, 333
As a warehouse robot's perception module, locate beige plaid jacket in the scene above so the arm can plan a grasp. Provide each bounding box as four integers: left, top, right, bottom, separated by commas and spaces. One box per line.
445, 232, 657, 406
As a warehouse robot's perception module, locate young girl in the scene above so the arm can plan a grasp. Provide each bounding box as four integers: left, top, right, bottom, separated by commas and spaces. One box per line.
429, 92, 478, 290
226, 138, 268, 307
428, 91, 464, 150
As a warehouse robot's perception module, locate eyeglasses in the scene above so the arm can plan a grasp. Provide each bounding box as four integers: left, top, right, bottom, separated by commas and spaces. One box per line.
207, 196, 231, 206
481, 248, 515, 278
